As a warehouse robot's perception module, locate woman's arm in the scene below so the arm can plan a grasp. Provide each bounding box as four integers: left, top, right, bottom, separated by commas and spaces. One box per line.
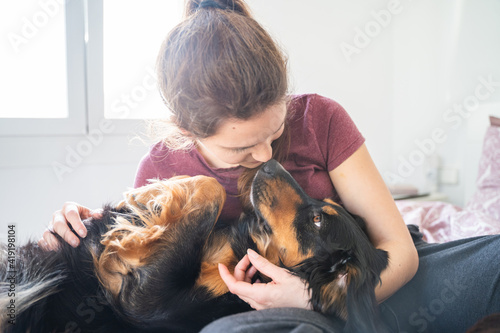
329, 144, 419, 302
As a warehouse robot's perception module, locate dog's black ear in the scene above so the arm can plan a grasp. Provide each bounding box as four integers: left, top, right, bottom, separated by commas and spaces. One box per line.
97, 202, 223, 294
95, 204, 224, 329
343, 249, 389, 333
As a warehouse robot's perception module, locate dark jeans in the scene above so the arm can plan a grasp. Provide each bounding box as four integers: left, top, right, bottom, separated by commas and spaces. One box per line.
201, 233, 500, 333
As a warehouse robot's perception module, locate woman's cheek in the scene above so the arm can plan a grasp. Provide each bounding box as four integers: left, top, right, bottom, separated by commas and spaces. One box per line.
217, 151, 245, 165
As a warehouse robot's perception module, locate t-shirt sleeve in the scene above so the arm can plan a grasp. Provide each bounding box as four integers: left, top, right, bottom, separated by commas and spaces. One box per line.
133, 153, 157, 188
326, 100, 365, 171
308, 95, 364, 171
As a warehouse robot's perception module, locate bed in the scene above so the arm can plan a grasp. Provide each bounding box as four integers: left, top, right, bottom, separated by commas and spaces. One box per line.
395, 115, 500, 243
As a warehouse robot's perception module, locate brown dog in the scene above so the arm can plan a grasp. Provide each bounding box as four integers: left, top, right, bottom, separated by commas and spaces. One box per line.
0, 160, 388, 332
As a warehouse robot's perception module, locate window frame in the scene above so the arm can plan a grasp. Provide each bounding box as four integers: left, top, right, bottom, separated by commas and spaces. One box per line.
0, 0, 88, 137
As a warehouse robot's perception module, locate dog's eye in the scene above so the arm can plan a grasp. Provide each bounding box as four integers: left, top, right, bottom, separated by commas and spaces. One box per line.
313, 214, 322, 228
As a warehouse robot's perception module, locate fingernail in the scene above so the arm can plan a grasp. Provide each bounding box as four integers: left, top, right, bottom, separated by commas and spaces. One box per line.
71, 239, 79, 247
40, 240, 48, 249
78, 229, 87, 238
247, 249, 257, 258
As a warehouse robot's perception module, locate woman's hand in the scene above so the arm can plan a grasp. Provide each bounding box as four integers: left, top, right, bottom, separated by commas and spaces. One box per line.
39, 202, 102, 250
218, 248, 312, 310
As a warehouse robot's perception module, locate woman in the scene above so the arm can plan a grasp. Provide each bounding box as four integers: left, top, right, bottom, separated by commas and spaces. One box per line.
41, 1, 499, 332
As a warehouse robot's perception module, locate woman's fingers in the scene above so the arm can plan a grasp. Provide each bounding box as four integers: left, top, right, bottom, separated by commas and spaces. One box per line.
245, 264, 258, 282
62, 203, 93, 238
232, 254, 259, 283
218, 263, 256, 295
233, 254, 251, 281
218, 249, 312, 310
39, 229, 61, 251
218, 263, 268, 309
218, 250, 287, 297
246, 248, 289, 280
51, 210, 79, 247
41, 202, 101, 250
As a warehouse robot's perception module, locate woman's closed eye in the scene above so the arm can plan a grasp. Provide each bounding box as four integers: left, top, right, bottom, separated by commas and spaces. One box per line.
230, 147, 250, 154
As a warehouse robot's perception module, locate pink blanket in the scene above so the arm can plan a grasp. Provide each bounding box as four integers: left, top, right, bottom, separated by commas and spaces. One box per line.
396, 123, 500, 243
396, 200, 500, 243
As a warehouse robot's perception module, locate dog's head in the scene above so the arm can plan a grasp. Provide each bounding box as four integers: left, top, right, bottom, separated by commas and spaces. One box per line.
93, 175, 227, 326
250, 159, 388, 332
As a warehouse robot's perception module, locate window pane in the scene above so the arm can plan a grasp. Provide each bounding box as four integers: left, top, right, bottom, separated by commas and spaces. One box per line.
0, 1, 68, 119
103, 0, 183, 119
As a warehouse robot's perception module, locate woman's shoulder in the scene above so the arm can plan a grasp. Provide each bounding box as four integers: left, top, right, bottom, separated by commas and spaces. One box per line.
285, 93, 364, 170
288, 93, 346, 116
288, 93, 352, 127
146, 140, 195, 162
134, 141, 197, 188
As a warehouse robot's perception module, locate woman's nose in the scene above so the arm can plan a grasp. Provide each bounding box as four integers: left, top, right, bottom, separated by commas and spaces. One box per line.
251, 142, 273, 162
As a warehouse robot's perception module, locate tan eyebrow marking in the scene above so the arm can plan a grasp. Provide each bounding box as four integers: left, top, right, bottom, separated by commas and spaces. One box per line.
322, 199, 340, 215
323, 198, 341, 206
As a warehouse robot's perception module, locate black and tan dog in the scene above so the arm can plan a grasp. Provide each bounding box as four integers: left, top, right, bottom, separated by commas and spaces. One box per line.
0, 160, 388, 333
241, 159, 389, 332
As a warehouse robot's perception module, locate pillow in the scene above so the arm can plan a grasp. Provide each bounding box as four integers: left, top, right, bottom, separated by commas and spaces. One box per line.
490, 115, 500, 127
465, 116, 500, 220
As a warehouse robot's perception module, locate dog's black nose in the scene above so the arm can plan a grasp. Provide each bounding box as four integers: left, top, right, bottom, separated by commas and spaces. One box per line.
261, 159, 278, 175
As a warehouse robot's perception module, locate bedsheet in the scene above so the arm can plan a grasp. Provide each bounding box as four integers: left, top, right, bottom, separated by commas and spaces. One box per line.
396, 200, 500, 243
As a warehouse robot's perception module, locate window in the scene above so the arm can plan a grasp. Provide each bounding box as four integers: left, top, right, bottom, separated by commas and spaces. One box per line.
102, 0, 183, 120
0, 0, 183, 136
0, 0, 87, 136
84, 0, 184, 134
1, 1, 68, 119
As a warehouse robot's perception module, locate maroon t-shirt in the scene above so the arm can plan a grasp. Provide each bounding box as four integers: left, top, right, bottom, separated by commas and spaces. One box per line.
134, 94, 365, 221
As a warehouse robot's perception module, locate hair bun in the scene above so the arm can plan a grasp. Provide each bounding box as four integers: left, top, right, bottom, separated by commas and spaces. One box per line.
198, 0, 226, 10
184, 0, 251, 18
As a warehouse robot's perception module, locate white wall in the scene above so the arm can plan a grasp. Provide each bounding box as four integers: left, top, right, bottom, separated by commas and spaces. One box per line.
0, 134, 149, 242
2, 0, 500, 241
252, 0, 500, 205
250, 0, 395, 173
389, 0, 500, 205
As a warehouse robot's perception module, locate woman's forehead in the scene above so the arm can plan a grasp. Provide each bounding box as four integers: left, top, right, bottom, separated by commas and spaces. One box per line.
213, 103, 287, 146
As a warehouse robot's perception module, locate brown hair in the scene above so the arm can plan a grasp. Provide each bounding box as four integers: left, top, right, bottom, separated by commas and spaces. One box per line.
152, 0, 291, 208
153, 0, 289, 148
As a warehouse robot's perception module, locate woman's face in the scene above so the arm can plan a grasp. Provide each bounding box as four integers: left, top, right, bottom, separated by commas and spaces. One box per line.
197, 102, 287, 169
